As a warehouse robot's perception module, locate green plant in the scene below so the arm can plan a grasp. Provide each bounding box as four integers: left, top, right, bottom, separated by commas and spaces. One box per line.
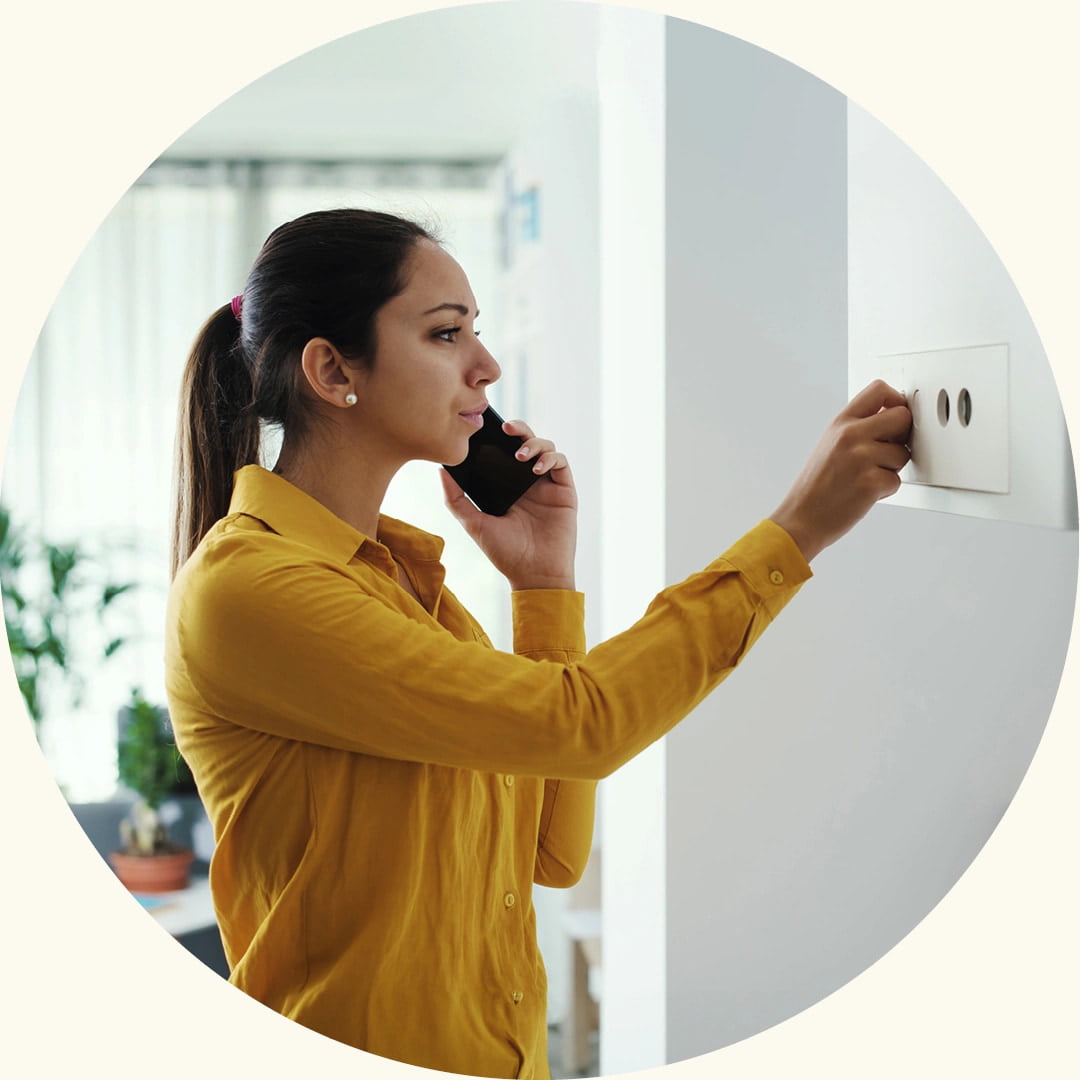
0, 503, 135, 731
117, 687, 194, 856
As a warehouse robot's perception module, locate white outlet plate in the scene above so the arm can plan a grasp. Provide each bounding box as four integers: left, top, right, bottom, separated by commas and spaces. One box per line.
876, 344, 1010, 494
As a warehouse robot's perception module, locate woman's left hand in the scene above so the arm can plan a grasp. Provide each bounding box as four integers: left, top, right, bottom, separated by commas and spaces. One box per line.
439, 419, 579, 591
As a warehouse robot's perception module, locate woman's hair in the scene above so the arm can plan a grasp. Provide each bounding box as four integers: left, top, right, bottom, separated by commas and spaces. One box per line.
171, 208, 437, 578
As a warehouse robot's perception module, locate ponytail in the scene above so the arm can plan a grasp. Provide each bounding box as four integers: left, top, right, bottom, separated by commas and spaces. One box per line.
171, 303, 260, 578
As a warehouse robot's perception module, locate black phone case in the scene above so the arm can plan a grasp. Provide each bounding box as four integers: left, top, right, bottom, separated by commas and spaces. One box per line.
442, 406, 541, 516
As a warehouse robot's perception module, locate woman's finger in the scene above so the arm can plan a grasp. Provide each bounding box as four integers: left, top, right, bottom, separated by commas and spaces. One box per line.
877, 441, 911, 472
503, 419, 535, 441
864, 403, 913, 443
529, 451, 568, 475
515, 438, 555, 462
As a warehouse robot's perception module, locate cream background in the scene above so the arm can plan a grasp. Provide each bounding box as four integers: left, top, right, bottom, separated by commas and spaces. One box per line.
0, 1, 1075, 1078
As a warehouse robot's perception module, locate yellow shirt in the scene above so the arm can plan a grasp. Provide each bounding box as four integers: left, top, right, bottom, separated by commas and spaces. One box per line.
165, 464, 811, 1078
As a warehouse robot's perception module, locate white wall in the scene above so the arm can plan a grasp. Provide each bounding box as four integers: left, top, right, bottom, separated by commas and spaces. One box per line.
595, 6, 668, 1074
501, 99, 604, 654
661, 18, 1077, 1065
848, 103, 1077, 529
493, 4, 604, 1034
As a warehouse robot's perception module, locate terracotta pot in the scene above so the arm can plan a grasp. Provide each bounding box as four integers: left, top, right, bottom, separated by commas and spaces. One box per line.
109, 849, 194, 894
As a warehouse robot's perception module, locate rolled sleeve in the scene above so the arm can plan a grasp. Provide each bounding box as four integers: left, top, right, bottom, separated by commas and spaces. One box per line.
713, 519, 813, 619
511, 589, 586, 661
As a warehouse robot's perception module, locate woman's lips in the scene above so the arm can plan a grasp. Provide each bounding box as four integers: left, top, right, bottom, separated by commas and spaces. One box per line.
459, 409, 486, 429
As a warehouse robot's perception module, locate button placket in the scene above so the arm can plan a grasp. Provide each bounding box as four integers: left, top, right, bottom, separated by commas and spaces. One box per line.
503, 889, 522, 1007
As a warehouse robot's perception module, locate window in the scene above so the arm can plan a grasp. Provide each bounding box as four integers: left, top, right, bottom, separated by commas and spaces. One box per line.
3, 159, 508, 801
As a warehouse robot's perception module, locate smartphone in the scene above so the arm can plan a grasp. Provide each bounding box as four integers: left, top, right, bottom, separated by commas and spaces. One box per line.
442, 406, 541, 516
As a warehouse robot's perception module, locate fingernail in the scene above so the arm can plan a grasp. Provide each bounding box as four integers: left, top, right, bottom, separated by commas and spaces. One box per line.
516, 447, 530, 459
533, 462, 544, 473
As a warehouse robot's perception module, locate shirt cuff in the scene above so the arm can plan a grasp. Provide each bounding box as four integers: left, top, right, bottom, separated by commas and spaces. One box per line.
511, 589, 587, 661
713, 518, 813, 617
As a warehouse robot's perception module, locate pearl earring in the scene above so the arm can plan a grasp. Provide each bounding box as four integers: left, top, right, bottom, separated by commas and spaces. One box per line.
345, 393, 358, 406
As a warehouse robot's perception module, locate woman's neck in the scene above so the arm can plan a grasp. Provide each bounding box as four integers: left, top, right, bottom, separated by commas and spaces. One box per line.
273, 435, 398, 542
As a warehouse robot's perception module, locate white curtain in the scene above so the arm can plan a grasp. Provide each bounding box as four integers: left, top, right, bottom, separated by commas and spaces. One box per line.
3, 160, 506, 801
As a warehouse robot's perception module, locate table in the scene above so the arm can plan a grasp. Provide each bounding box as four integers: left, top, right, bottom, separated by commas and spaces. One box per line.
135, 876, 217, 938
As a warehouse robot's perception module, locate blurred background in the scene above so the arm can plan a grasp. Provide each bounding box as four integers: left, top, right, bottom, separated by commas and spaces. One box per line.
1, 2, 1075, 1077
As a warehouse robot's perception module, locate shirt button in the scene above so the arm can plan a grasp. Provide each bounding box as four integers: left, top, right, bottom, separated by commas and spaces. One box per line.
769, 569, 785, 585
504, 775, 515, 788
512, 991, 524, 1004
504, 892, 516, 909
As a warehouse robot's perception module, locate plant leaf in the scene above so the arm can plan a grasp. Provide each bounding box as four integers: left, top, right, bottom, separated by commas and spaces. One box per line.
4, 584, 27, 611
16, 674, 40, 724
47, 544, 80, 599
101, 582, 135, 608
41, 628, 66, 668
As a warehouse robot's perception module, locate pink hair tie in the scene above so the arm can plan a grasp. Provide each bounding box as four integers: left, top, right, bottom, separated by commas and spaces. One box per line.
230, 294, 244, 322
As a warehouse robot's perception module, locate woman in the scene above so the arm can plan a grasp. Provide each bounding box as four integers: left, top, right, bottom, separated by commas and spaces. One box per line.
166, 208, 911, 1078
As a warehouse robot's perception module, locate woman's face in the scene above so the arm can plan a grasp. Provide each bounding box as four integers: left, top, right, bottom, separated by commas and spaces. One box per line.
351, 239, 501, 467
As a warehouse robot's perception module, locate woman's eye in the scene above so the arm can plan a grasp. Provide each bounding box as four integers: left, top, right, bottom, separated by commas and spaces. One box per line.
434, 327, 480, 342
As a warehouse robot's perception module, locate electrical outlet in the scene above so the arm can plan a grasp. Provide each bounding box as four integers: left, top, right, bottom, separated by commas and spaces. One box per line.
876, 344, 1010, 494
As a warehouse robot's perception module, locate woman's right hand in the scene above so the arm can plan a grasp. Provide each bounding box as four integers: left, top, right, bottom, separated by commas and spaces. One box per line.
769, 379, 912, 562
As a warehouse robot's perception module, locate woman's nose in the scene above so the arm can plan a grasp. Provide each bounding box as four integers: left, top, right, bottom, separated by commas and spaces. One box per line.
471, 342, 501, 386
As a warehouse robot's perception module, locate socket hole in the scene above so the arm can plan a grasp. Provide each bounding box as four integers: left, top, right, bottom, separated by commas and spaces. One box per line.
937, 388, 950, 426
957, 387, 972, 427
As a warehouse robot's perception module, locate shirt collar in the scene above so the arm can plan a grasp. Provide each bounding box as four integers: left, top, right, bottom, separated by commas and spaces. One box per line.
228, 465, 446, 567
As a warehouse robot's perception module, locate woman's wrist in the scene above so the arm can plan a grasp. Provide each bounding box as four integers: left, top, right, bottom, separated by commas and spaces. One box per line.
767, 507, 823, 564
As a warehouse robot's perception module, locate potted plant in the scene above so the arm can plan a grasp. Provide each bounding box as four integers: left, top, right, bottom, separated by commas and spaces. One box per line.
108, 688, 195, 893
0, 503, 134, 734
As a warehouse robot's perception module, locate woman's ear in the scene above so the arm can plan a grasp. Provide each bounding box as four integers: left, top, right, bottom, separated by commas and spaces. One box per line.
299, 338, 356, 408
